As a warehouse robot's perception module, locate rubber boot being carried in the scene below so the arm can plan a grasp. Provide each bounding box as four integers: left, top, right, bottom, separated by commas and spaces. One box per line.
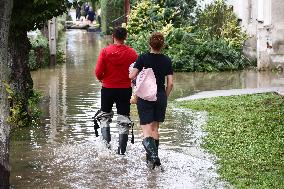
118, 134, 128, 155
143, 137, 161, 169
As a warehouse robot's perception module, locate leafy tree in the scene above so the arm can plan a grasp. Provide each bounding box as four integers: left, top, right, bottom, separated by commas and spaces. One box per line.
0, 0, 13, 187
195, 0, 246, 49
1, 0, 82, 186
152, 0, 197, 26
127, 0, 168, 35
8, 0, 70, 127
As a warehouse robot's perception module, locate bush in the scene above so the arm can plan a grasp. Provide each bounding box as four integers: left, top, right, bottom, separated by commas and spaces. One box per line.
152, 0, 197, 26
29, 31, 49, 49
28, 32, 50, 70
56, 48, 65, 64
169, 38, 250, 72
127, 0, 166, 35
126, 0, 251, 72
196, 0, 247, 49
28, 29, 66, 70
28, 50, 38, 71
4, 82, 42, 128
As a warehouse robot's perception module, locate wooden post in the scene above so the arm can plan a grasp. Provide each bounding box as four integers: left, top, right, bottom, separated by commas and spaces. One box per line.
48, 17, 57, 65
124, 0, 130, 24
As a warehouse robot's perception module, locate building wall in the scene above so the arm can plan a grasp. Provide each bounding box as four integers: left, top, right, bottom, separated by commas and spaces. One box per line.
232, 0, 258, 61
261, 0, 284, 70
272, 0, 284, 23
201, 0, 284, 70
231, 0, 284, 70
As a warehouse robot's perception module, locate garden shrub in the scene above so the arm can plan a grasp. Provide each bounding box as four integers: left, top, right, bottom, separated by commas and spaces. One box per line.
127, 0, 168, 35
56, 48, 66, 64
28, 50, 38, 71
4, 82, 41, 128
126, 0, 251, 72
151, 0, 197, 26
28, 31, 50, 70
28, 26, 66, 70
195, 0, 247, 49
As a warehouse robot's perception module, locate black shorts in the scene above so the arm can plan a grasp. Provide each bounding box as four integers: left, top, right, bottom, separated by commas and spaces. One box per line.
137, 91, 167, 125
101, 87, 132, 116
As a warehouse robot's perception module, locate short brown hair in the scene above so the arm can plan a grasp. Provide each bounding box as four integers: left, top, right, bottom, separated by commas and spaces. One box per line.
113, 27, 127, 41
149, 32, 164, 51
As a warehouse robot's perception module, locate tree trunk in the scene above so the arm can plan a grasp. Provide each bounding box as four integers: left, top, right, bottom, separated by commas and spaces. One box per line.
8, 30, 34, 124
0, 0, 13, 188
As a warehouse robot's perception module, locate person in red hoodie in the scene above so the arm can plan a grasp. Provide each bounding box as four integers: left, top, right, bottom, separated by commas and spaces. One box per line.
94, 27, 138, 155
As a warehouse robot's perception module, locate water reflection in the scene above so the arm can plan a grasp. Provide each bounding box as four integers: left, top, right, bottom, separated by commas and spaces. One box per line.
171, 70, 284, 100
10, 30, 284, 188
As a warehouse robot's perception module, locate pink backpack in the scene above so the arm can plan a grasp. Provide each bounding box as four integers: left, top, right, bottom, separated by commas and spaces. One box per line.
135, 68, 157, 101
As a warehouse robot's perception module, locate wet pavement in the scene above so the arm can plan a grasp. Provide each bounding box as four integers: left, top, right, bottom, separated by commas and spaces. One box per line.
9, 30, 284, 188
176, 87, 284, 101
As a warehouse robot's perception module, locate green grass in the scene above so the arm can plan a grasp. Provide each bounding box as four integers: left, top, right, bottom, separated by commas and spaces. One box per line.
179, 93, 284, 189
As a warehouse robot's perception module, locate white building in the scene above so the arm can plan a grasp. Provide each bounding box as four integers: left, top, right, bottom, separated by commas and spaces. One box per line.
202, 0, 284, 70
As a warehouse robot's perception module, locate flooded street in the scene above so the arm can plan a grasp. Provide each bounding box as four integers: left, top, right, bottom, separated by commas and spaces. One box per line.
10, 30, 284, 188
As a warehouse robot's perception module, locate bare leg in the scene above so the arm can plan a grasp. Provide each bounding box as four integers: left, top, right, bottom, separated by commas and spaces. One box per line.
141, 121, 159, 138
152, 121, 159, 140
141, 123, 153, 138
141, 122, 161, 168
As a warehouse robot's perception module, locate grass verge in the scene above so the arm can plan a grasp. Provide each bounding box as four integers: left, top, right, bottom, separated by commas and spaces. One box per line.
179, 93, 284, 188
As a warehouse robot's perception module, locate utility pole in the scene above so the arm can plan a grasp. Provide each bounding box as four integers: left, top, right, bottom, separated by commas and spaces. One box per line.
124, 0, 130, 24
48, 17, 57, 65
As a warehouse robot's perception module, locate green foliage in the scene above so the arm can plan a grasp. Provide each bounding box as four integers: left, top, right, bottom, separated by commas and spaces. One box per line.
126, 0, 251, 72
56, 48, 66, 64
57, 14, 67, 37
29, 32, 49, 49
57, 14, 67, 65
127, 0, 168, 35
28, 90, 42, 126
100, 0, 124, 34
127, 31, 149, 54
180, 93, 284, 188
28, 50, 39, 71
126, 0, 179, 53
196, 0, 247, 49
151, 0, 197, 26
28, 25, 66, 70
10, 0, 68, 34
9, 0, 86, 37
28, 32, 50, 70
3, 81, 42, 128
168, 37, 251, 72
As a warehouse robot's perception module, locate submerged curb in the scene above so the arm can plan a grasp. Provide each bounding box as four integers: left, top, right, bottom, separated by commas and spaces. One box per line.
176, 87, 284, 101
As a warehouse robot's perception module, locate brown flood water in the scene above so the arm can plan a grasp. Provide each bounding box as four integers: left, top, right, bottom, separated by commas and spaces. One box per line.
9, 30, 284, 188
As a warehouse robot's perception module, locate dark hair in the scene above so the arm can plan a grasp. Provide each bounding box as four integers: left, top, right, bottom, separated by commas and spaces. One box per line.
149, 32, 164, 51
113, 27, 127, 41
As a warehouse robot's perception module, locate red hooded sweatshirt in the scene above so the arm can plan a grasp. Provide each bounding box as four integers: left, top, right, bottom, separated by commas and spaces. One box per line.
94, 44, 138, 88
